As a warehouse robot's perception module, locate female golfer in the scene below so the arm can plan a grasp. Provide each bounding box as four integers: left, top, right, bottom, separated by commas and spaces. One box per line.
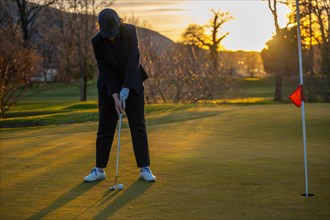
84, 8, 156, 182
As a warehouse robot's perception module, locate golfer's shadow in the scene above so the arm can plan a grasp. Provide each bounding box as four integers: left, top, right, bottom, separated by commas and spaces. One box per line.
28, 181, 100, 220
93, 179, 153, 220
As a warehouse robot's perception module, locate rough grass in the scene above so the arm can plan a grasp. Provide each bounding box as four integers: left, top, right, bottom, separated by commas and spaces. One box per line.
1, 104, 329, 220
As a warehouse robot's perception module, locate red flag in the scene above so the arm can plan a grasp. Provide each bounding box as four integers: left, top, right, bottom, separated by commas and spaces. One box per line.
289, 85, 304, 107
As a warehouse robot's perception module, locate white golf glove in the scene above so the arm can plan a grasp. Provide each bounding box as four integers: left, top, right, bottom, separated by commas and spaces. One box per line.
119, 87, 129, 109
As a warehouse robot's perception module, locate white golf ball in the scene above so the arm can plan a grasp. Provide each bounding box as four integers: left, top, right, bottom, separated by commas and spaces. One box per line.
118, 184, 124, 189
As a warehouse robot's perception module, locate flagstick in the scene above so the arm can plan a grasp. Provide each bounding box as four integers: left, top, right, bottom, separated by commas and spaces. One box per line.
295, 0, 313, 198
301, 102, 310, 197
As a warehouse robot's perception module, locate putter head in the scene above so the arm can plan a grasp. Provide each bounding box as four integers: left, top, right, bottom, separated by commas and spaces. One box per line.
109, 185, 116, 190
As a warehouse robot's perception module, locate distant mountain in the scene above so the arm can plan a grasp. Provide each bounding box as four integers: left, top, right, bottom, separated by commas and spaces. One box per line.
137, 26, 176, 54
28, 3, 177, 61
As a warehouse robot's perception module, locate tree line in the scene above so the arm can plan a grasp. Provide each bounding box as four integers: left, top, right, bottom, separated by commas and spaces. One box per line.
0, 0, 329, 118
262, 0, 329, 102
1, 0, 110, 118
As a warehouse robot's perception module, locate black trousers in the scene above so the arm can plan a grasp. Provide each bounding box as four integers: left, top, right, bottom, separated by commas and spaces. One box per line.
96, 89, 150, 168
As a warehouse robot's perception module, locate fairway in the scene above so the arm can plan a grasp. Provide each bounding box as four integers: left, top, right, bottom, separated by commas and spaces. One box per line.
0, 104, 329, 220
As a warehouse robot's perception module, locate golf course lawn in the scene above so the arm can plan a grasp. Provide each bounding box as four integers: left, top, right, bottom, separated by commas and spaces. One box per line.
0, 103, 329, 220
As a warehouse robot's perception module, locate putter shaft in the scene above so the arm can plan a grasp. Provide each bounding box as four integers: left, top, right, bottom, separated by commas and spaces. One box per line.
110, 113, 122, 190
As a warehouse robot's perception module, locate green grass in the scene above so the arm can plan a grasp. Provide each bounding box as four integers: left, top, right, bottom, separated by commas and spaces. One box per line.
1, 77, 277, 127
0, 77, 329, 219
236, 77, 275, 98
1, 104, 329, 219
2, 76, 291, 119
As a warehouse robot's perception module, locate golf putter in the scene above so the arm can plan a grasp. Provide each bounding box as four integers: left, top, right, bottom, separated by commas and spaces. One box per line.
109, 112, 122, 190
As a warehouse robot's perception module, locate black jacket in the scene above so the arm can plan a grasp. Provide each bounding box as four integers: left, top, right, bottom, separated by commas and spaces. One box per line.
91, 24, 148, 96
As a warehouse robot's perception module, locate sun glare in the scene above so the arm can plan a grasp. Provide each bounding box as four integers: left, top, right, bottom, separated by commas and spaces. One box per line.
112, 0, 290, 51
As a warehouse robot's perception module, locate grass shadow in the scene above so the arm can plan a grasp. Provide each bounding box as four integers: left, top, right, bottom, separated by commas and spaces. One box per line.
93, 179, 154, 220
28, 181, 101, 220
97, 188, 120, 206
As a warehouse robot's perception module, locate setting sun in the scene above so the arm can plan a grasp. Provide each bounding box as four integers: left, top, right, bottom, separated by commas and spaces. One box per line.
111, 0, 290, 51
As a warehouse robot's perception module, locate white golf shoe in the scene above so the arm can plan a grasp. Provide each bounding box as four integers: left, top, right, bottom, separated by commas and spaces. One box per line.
140, 167, 156, 182
84, 167, 106, 182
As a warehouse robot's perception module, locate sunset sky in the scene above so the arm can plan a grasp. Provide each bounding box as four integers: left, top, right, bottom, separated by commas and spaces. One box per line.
111, 0, 290, 51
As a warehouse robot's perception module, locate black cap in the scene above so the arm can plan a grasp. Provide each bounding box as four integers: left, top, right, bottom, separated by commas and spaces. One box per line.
98, 9, 120, 38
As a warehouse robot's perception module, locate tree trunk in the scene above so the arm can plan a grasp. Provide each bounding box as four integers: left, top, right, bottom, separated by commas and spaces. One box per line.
80, 0, 89, 102
80, 73, 87, 101
16, 0, 29, 46
308, 47, 317, 102
78, 35, 87, 101
274, 74, 282, 101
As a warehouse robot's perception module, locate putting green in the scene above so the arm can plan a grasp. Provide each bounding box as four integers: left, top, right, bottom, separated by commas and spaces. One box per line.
0, 104, 329, 219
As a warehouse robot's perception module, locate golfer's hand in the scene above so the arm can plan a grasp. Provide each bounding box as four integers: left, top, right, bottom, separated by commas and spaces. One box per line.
119, 88, 129, 109
112, 93, 123, 115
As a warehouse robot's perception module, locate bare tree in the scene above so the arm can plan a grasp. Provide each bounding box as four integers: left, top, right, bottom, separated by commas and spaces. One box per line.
266, 0, 288, 101
52, 0, 114, 101
0, 1, 40, 118
140, 29, 232, 103
15, 0, 57, 46
68, 0, 95, 101
287, 0, 329, 101
181, 10, 234, 73
138, 28, 172, 103
267, 0, 284, 33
